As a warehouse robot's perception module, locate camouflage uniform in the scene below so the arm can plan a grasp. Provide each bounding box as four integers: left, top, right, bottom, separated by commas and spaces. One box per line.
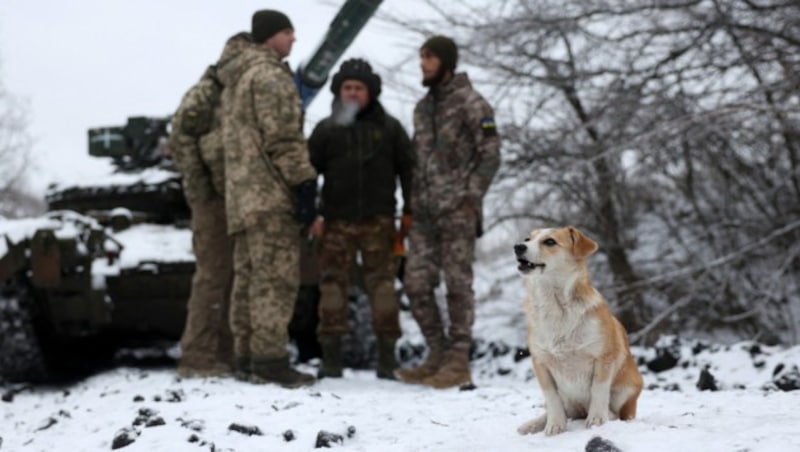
168, 35, 251, 374
218, 42, 316, 365
404, 72, 501, 378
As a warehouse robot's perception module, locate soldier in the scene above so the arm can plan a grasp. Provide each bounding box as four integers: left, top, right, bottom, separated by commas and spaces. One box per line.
307, 58, 414, 380
395, 36, 501, 388
169, 32, 252, 378
217, 9, 318, 388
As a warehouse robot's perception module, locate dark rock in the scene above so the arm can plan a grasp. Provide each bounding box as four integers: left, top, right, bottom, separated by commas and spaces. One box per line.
772, 363, 785, 378
691, 341, 710, 355
315, 430, 344, 448
188, 434, 199, 443
35, 417, 58, 431
228, 423, 263, 436
747, 343, 762, 357
111, 427, 139, 450
513, 347, 530, 362
283, 430, 296, 442
497, 368, 511, 376
696, 367, 718, 391
490, 341, 510, 357
773, 365, 800, 391
646, 349, 679, 373
132, 395, 144, 402
647, 337, 681, 373
145, 416, 166, 427
459, 382, 477, 391
585, 435, 622, 452
346, 425, 356, 438
165, 389, 185, 402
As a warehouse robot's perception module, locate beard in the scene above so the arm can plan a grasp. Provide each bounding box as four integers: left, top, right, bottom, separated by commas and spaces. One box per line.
331, 99, 361, 126
422, 66, 448, 87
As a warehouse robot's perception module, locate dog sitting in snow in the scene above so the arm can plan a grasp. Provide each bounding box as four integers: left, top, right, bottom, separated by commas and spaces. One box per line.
513, 226, 642, 436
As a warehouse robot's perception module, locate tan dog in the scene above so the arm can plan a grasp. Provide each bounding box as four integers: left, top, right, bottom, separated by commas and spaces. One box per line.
513, 226, 642, 436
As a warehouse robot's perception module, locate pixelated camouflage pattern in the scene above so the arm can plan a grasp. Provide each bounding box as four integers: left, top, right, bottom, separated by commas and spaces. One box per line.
404, 208, 477, 350
178, 197, 234, 368
218, 44, 317, 234
229, 214, 301, 359
410, 72, 500, 218
169, 33, 251, 204
316, 216, 401, 337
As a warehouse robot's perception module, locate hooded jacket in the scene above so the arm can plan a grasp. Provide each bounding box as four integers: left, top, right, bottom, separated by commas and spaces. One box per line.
218, 42, 316, 234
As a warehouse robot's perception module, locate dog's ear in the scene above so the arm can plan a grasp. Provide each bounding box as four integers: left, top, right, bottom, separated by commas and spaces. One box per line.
567, 226, 598, 260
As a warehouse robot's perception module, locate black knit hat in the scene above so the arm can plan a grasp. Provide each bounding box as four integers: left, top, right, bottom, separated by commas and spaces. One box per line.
251, 10, 293, 43
421, 35, 458, 71
330, 58, 382, 99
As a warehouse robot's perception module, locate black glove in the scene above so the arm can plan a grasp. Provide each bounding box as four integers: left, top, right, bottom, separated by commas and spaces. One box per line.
293, 179, 317, 227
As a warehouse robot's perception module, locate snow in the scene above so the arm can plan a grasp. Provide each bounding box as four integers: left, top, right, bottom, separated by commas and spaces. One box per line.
2, 256, 799, 451
1, 346, 799, 452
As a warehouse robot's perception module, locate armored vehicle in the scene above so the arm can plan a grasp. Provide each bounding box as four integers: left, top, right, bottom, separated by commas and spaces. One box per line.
0, 0, 384, 383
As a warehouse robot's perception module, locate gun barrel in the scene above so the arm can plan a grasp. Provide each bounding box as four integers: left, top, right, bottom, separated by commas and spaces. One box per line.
295, 0, 383, 109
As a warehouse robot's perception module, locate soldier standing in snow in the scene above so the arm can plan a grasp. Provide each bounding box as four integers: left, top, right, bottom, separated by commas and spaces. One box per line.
395, 36, 501, 388
218, 10, 318, 388
307, 58, 415, 380
169, 32, 252, 378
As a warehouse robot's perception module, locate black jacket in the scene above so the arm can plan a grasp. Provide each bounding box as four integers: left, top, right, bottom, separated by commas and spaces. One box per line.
308, 101, 414, 221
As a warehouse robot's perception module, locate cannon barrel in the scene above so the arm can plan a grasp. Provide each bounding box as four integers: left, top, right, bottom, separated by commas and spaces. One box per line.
294, 0, 383, 109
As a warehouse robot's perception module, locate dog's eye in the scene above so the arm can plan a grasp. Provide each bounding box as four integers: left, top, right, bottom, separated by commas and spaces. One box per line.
543, 238, 557, 246
524, 237, 530, 242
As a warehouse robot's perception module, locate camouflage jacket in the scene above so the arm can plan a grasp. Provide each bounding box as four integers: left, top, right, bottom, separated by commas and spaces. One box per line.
168, 66, 224, 204
308, 101, 414, 221
218, 44, 317, 234
411, 72, 501, 218
168, 33, 251, 205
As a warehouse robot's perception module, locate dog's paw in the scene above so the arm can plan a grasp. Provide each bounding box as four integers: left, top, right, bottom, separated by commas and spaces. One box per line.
586, 413, 608, 428
544, 421, 566, 436
517, 417, 546, 435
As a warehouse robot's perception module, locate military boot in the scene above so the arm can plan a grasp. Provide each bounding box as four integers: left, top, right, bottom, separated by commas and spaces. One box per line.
232, 355, 252, 381
394, 341, 445, 384
376, 336, 399, 380
421, 346, 472, 389
250, 356, 315, 388
318, 335, 344, 378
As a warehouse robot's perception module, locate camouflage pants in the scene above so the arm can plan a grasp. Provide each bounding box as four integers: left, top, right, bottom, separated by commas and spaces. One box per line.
317, 216, 400, 338
404, 208, 477, 351
230, 213, 300, 360
179, 196, 234, 367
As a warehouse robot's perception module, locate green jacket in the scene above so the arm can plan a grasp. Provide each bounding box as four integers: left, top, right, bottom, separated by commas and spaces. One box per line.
309, 101, 414, 221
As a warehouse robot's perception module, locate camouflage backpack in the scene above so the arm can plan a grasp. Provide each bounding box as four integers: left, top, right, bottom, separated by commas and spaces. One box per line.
177, 66, 223, 137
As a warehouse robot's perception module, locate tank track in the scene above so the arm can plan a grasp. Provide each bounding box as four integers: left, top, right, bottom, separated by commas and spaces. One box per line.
0, 279, 47, 383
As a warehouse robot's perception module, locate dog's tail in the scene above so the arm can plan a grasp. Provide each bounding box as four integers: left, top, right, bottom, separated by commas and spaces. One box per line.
517, 414, 547, 435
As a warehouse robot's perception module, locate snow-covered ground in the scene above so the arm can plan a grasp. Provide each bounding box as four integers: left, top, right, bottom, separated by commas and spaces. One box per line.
2, 215, 799, 451
3, 266, 800, 452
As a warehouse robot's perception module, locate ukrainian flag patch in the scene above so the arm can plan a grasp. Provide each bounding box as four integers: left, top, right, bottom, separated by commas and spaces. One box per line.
480, 116, 497, 137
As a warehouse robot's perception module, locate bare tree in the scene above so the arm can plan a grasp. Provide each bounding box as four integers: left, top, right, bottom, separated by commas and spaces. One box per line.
388, 0, 800, 344
0, 62, 42, 218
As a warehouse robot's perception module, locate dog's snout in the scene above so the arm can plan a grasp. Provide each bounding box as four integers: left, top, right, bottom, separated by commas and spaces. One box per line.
514, 244, 527, 256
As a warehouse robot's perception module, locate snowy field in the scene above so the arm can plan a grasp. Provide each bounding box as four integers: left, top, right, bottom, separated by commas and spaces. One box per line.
2, 311, 799, 452
2, 217, 799, 451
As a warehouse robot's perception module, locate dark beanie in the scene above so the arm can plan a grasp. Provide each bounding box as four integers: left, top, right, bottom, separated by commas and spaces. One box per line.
251, 10, 293, 43
421, 35, 458, 71
330, 58, 382, 99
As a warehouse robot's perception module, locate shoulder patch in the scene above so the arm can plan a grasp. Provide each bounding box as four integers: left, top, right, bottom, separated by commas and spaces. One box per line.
480, 116, 497, 137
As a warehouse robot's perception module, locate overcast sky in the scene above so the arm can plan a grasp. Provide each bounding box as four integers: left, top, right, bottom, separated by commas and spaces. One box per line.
0, 1, 428, 195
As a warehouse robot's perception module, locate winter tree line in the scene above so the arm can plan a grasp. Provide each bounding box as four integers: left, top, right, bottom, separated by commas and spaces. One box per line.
2, 0, 798, 345
390, 0, 800, 345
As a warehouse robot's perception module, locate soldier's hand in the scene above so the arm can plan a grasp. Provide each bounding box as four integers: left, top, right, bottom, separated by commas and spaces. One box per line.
293, 179, 318, 227
309, 215, 325, 238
